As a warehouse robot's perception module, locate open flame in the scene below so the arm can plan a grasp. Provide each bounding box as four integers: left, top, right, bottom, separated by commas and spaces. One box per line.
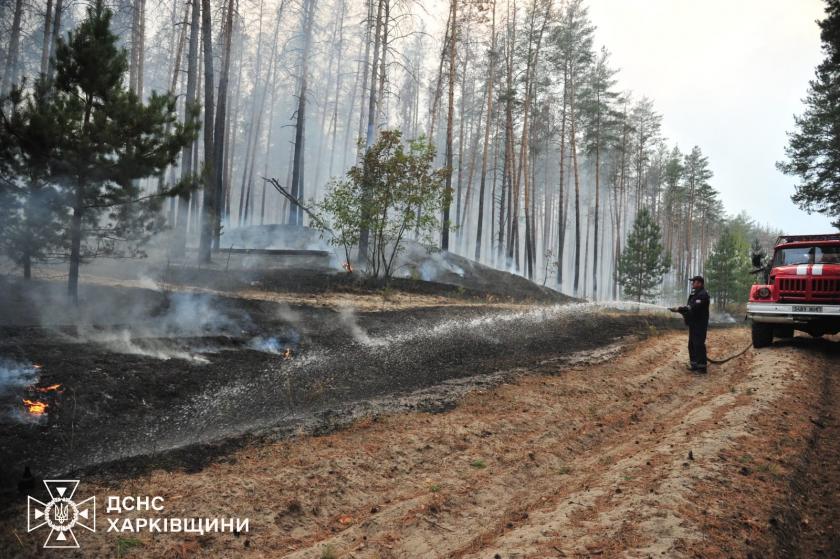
32, 383, 62, 393
22, 399, 48, 416
282, 348, 293, 360
342, 261, 353, 273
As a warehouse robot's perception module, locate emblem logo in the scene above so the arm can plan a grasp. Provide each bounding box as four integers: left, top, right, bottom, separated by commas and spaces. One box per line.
27, 480, 96, 548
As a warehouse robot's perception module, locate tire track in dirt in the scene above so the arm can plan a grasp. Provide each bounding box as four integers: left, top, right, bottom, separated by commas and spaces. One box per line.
759, 336, 840, 558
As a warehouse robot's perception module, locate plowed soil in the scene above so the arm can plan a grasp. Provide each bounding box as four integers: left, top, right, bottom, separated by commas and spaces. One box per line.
4, 328, 836, 558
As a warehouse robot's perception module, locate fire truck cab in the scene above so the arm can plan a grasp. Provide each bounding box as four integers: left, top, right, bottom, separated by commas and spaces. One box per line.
747, 234, 840, 347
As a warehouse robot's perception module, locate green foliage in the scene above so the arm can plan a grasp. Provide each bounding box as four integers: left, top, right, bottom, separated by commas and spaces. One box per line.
1, 0, 198, 295
579, 47, 621, 157
115, 536, 143, 558
317, 130, 446, 280
704, 227, 752, 310
617, 208, 671, 302
0, 79, 68, 274
777, 0, 840, 228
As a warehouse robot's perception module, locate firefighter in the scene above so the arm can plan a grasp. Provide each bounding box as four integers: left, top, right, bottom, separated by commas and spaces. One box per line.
670, 275, 710, 373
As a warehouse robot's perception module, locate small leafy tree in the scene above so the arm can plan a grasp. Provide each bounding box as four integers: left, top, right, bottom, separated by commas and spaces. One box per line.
48, 0, 197, 300
705, 227, 752, 310
318, 130, 446, 280
617, 207, 671, 302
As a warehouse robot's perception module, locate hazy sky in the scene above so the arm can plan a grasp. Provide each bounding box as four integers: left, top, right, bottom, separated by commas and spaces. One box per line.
587, 0, 835, 233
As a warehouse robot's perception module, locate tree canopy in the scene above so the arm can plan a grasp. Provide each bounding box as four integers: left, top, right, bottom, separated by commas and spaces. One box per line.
778, 0, 840, 228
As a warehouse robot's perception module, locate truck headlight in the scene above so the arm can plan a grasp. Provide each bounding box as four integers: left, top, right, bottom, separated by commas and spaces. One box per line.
756, 287, 771, 299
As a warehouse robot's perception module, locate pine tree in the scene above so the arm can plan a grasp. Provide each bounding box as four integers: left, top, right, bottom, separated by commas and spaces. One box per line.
579, 46, 620, 299
50, 0, 197, 300
617, 207, 670, 303
777, 0, 840, 228
704, 227, 751, 311
0, 80, 67, 278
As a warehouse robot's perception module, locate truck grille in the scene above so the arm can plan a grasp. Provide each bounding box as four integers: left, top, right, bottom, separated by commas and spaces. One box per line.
778, 278, 806, 293
812, 278, 840, 293
776, 276, 840, 300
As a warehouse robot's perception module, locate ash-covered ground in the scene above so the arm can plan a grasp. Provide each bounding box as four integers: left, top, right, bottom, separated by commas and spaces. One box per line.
0, 271, 680, 511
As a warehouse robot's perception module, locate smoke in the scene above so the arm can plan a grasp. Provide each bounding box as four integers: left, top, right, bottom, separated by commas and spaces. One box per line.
337, 306, 382, 346
418, 251, 465, 282
156, 292, 241, 335
249, 336, 294, 355
0, 359, 38, 395
66, 291, 245, 363
91, 329, 211, 363
711, 311, 737, 324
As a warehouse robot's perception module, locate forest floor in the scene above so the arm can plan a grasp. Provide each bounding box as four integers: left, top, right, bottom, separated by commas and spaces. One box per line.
6, 327, 838, 558
0, 268, 838, 558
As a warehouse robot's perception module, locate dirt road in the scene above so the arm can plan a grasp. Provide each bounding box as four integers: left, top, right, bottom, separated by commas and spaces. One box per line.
4, 328, 839, 558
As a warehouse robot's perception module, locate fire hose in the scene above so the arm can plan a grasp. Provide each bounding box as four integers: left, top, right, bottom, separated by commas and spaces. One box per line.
707, 343, 753, 364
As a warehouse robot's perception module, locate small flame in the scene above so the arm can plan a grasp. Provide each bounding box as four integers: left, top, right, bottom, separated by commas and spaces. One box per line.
32, 383, 62, 393
22, 399, 48, 416
342, 261, 353, 273
32, 363, 43, 370
282, 348, 293, 360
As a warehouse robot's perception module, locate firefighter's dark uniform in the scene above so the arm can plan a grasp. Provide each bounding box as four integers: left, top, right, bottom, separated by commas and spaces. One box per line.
680, 285, 710, 371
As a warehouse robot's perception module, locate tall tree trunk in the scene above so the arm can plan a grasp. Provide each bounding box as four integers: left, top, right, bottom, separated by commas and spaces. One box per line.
138, 0, 145, 95
571, 103, 581, 295
441, 0, 458, 251
556, 58, 568, 288
260, 71, 279, 224
327, 0, 347, 179
358, 0, 386, 259
1, 0, 24, 95
159, 0, 189, 198
315, 6, 345, 196
128, 0, 146, 96
198, 0, 216, 263
40, 0, 54, 75
224, 20, 244, 226
174, 0, 201, 258
212, 0, 235, 248
455, 24, 471, 237
356, 0, 375, 156
46, 0, 64, 81
428, 10, 452, 139
592, 93, 601, 299
289, 0, 316, 225
474, 0, 496, 261
342, 26, 365, 170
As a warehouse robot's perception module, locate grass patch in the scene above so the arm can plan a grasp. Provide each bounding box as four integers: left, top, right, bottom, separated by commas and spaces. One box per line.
321, 545, 338, 559
430, 483, 441, 492
557, 465, 572, 475
116, 536, 143, 557
470, 459, 487, 469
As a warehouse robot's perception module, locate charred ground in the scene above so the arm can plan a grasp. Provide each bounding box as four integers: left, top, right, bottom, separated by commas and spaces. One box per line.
0, 272, 675, 512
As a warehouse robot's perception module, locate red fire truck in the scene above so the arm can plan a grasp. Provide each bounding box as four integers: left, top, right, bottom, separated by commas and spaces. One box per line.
747, 234, 840, 347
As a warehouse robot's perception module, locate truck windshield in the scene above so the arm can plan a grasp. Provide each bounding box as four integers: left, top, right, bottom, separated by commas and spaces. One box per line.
773, 246, 840, 266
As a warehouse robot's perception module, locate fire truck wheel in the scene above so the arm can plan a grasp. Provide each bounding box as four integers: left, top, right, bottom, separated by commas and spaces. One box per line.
751, 321, 774, 348
774, 326, 794, 339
